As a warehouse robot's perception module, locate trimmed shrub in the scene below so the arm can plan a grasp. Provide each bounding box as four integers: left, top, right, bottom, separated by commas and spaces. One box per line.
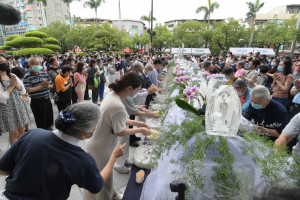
13, 48, 53, 56
0, 45, 11, 50
45, 37, 59, 45
4, 41, 13, 47
5, 35, 21, 41
24, 31, 48, 39
43, 44, 61, 51
6, 51, 14, 55
75, 52, 86, 56
94, 44, 105, 50
10, 37, 43, 48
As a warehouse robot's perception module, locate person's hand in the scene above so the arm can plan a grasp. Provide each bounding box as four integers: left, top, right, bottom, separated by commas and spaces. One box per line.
10, 74, 18, 87
136, 121, 149, 128
252, 76, 257, 83
68, 77, 72, 84
41, 80, 49, 88
148, 112, 157, 118
273, 73, 280, 81
139, 127, 151, 136
147, 86, 156, 94
83, 70, 88, 76
111, 144, 126, 159
295, 80, 300, 90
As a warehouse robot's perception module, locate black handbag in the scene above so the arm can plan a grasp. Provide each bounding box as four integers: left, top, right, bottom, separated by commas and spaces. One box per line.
100, 73, 106, 83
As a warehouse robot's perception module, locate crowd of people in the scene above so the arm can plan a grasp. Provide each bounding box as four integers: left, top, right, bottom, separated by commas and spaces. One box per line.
0, 51, 170, 199
0, 49, 300, 199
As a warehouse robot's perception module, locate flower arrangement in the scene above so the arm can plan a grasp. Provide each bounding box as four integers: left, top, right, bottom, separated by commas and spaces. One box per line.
173, 75, 191, 84
183, 85, 199, 99
173, 69, 185, 76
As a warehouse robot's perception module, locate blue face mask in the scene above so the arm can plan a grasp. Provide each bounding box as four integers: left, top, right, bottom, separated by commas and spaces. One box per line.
277, 66, 284, 72
82, 59, 86, 62
230, 60, 234, 64
147, 70, 153, 76
126, 93, 137, 101
226, 76, 230, 80
32, 65, 42, 72
271, 62, 276, 67
251, 102, 263, 109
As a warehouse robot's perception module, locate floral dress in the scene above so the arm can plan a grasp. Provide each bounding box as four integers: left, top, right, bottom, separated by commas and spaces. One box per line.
0, 80, 29, 133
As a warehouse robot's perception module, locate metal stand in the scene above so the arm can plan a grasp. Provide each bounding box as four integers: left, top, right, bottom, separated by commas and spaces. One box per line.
170, 180, 187, 200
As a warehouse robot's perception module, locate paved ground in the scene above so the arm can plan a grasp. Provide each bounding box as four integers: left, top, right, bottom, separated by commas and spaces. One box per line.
0, 84, 139, 199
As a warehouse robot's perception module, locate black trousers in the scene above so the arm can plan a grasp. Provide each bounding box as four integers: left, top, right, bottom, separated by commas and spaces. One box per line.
30, 97, 53, 130
71, 87, 77, 104
84, 81, 89, 100
57, 100, 71, 112
129, 115, 139, 143
290, 105, 300, 118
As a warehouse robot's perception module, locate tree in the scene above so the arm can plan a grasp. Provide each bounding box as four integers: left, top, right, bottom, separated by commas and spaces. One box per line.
140, 12, 157, 28
246, 0, 264, 47
83, 0, 105, 25
62, 0, 81, 30
152, 24, 172, 51
195, 0, 220, 23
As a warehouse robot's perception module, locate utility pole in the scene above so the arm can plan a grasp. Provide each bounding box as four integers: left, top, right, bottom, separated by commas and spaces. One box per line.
291, 11, 300, 58
150, 0, 154, 55
118, 0, 121, 31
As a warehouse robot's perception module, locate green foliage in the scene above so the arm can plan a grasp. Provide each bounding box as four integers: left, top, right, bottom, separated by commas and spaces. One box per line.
24, 31, 48, 39
4, 41, 13, 47
195, 0, 220, 21
6, 51, 14, 55
140, 12, 157, 27
5, 35, 21, 41
13, 48, 53, 56
45, 37, 59, 45
152, 24, 172, 51
9, 37, 43, 48
75, 52, 86, 56
175, 98, 201, 117
43, 44, 61, 51
0, 46, 11, 50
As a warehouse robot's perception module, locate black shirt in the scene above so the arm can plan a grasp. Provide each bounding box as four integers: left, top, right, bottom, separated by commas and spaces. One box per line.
0, 129, 103, 200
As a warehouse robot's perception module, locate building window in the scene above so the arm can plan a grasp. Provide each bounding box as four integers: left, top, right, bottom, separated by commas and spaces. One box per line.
168, 24, 175, 28
39, 17, 41, 20
26, 10, 32, 14
27, 17, 32, 21
37, 3, 39, 6
132, 25, 138, 29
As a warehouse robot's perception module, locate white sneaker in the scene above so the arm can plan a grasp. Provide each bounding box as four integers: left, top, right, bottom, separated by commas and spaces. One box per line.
113, 192, 123, 200
114, 165, 130, 174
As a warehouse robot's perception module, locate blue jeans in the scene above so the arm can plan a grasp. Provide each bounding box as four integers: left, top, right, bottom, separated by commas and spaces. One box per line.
98, 83, 105, 99
272, 97, 288, 108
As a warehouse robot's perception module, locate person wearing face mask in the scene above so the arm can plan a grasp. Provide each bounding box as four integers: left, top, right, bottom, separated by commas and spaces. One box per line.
230, 57, 238, 72
221, 67, 241, 86
271, 60, 293, 108
107, 57, 117, 85
243, 86, 290, 142
0, 56, 29, 145
0, 102, 126, 200
87, 59, 100, 105
244, 59, 259, 88
55, 66, 73, 112
292, 61, 300, 83
235, 61, 246, 78
83, 73, 151, 200
233, 80, 252, 111
23, 57, 54, 130
253, 65, 270, 89
289, 61, 300, 118
48, 57, 61, 98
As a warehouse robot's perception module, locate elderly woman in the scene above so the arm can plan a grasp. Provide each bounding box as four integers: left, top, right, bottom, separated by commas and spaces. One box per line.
0, 102, 125, 199
232, 79, 252, 112
243, 86, 290, 141
0, 56, 29, 145
83, 73, 151, 200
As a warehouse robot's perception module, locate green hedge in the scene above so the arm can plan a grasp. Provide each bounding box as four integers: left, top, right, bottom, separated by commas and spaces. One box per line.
24, 31, 48, 39
44, 37, 59, 45
13, 48, 53, 56
6, 51, 14, 55
5, 35, 21, 41
94, 44, 105, 49
75, 52, 86, 56
4, 41, 13, 47
10, 37, 43, 48
0, 45, 11, 50
43, 44, 61, 51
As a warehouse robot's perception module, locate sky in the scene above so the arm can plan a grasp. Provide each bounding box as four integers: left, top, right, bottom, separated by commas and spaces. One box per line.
70, 0, 298, 26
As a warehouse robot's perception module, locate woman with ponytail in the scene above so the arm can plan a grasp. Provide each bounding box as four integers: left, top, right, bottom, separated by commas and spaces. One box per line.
83, 72, 151, 200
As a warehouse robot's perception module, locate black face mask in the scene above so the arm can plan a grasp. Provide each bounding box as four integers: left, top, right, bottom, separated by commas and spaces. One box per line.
0, 63, 9, 72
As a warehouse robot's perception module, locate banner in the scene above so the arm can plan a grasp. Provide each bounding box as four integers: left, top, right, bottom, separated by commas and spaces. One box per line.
229, 48, 253, 56
171, 48, 210, 55
253, 48, 276, 56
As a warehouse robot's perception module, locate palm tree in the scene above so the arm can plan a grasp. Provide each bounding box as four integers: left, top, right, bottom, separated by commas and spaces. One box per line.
246, 0, 264, 47
83, 0, 105, 25
195, 0, 220, 23
140, 12, 156, 28
62, 0, 81, 30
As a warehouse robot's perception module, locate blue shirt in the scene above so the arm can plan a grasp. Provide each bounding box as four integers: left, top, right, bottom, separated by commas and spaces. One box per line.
243, 99, 290, 140
242, 88, 252, 112
0, 129, 103, 200
292, 86, 300, 104
23, 71, 51, 98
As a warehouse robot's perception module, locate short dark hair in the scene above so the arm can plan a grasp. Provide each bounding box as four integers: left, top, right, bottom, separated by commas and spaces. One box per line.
11, 67, 25, 79
153, 59, 163, 65
221, 67, 234, 75
259, 65, 269, 74
108, 58, 113, 62
125, 54, 131, 59
61, 65, 73, 73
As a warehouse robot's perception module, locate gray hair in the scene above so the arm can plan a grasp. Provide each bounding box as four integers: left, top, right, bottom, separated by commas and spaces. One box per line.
145, 63, 153, 70
132, 62, 144, 71
250, 85, 271, 102
55, 102, 100, 137
232, 79, 247, 89
28, 57, 40, 66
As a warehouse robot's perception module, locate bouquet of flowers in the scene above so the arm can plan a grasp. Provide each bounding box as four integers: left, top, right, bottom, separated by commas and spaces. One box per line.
173, 75, 191, 84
